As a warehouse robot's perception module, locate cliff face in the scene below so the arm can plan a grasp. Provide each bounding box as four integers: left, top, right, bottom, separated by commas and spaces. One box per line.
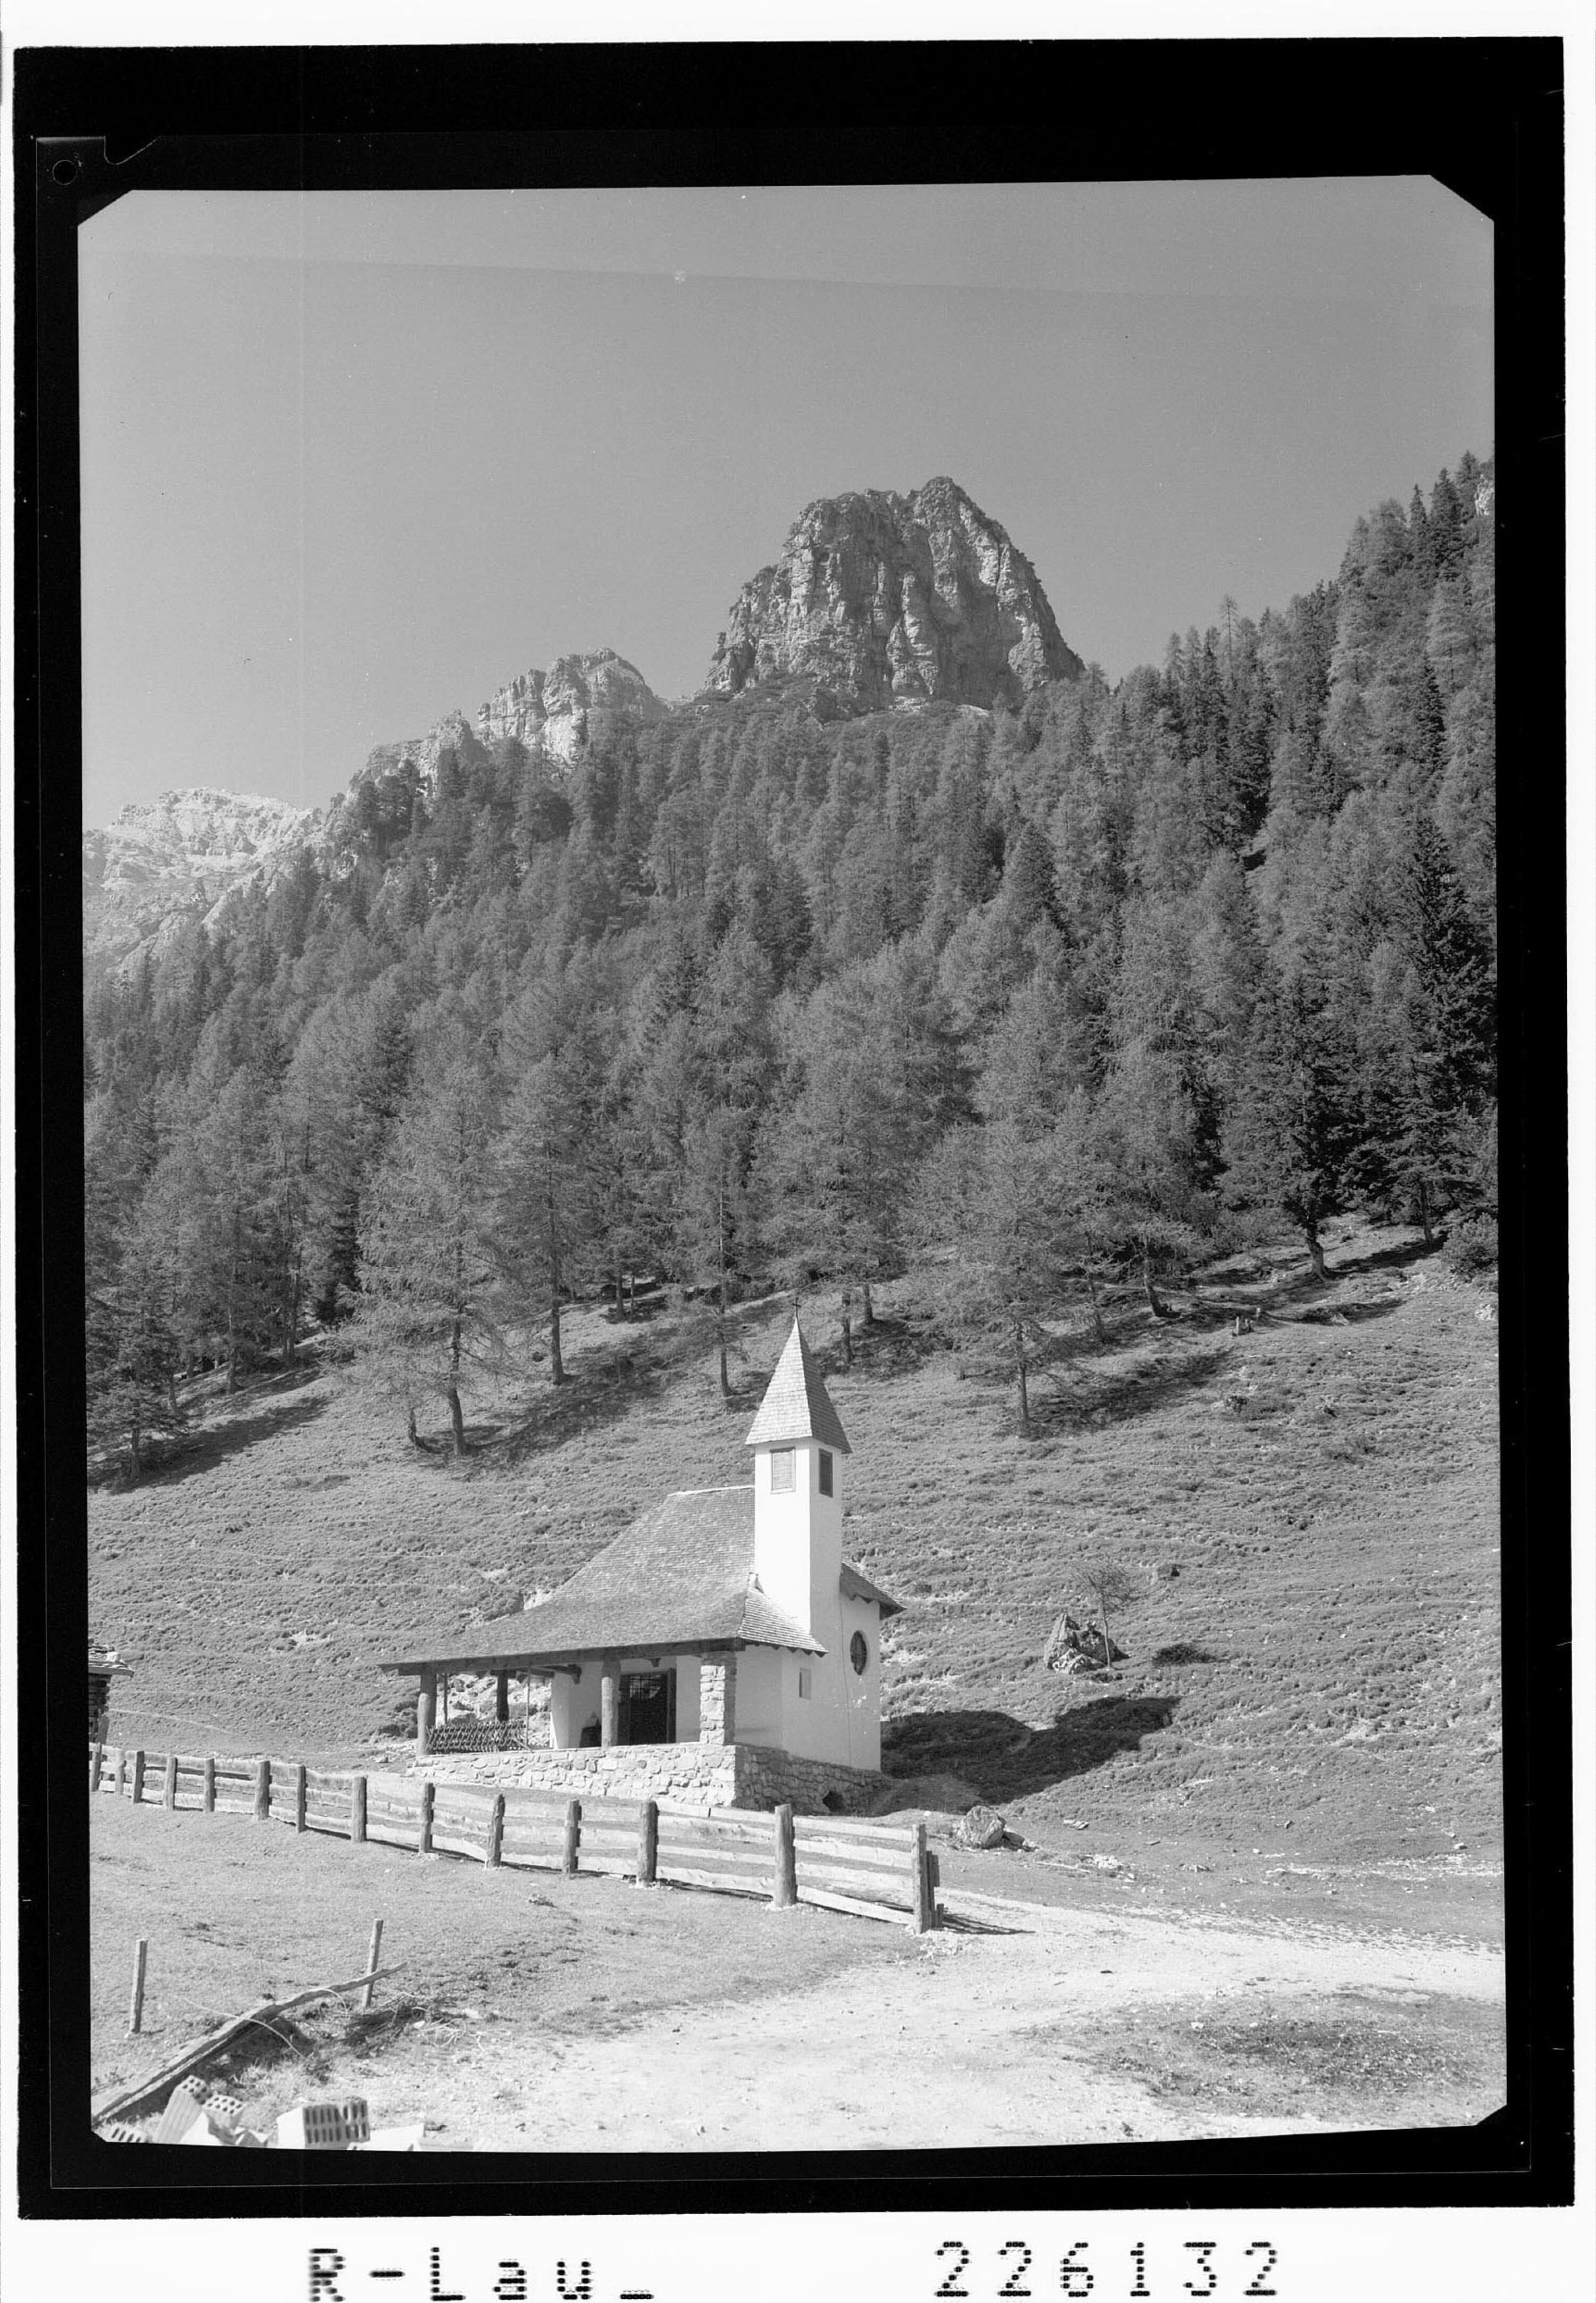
702, 476, 1082, 713
82, 788, 318, 974
477, 648, 667, 764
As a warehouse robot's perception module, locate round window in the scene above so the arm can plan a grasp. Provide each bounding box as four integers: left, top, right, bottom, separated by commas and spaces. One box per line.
849, 1630, 868, 1676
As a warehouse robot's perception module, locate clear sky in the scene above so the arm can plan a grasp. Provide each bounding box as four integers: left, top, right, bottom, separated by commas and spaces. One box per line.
78, 179, 1492, 827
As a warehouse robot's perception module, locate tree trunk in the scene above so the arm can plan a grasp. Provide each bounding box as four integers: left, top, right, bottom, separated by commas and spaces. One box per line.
840, 1293, 853, 1371
1141, 1236, 1167, 1318
1085, 1268, 1109, 1345
1415, 1176, 1435, 1246
1306, 1223, 1328, 1282
716, 1178, 732, 1399
862, 1276, 876, 1326
129, 1417, 143, 1481
614, 1244, 626, 1320
1016, 1329, 1030, 1436
447, 1317, 467, 1455
546, 1150, 565, 1383
406, 1402, 420, 1449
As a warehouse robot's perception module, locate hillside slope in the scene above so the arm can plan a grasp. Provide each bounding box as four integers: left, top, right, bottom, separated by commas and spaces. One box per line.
88, 1219, 1501, 1880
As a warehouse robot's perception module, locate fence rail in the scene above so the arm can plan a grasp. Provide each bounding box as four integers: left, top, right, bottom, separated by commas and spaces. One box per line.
89, 1742, 939, 1930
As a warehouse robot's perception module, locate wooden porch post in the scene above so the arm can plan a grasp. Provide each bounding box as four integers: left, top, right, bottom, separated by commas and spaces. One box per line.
495, 1670, 510, 1724
416, 1667, 436, 1760
600, 1654, 620, 1747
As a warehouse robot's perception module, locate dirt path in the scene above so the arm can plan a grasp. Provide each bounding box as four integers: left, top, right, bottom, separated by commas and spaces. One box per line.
310, 1883, 1504, 2152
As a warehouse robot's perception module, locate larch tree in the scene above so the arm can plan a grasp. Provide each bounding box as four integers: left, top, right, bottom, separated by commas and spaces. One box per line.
356, 1055, 502, 1452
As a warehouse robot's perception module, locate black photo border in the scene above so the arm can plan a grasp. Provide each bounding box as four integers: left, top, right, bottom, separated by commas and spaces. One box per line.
10, 31, 1570, 2222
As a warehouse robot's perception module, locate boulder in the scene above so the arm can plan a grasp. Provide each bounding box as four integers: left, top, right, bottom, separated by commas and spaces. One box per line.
957, 1803, 1008, 1850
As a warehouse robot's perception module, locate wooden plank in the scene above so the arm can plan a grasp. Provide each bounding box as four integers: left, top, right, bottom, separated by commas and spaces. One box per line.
111, 1747, 127, 1797
577, 1852, 635, 1878
794, 1860, 914, 1902
129, 1751, 146, 1805
350, 1775, 367, 1844
203, 1757, 216, 1814
497, 1845, 561, 1874
656, 1861, 771, 1897
656, 1840, 769, 1874
253, 1758, 271, 1820
498, 1820, 568, 1848
162, 1755, 178, 1808
365, 1819, 423, 1851
654, 1815, 772, 1850
429, 1830, 488, 1861
792, 1816, 917, 1846
796, 1883, 913, 1927
785, 1834, 913, 1871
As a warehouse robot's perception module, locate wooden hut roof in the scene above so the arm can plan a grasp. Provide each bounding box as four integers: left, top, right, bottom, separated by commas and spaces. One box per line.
743, 1318, 852, 1455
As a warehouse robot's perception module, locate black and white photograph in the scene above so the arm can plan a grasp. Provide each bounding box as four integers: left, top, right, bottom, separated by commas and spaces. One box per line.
7, 23, 1580, 2297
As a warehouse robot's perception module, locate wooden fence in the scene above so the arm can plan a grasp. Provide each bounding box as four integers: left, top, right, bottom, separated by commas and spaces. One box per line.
89, 1742, 940, 1931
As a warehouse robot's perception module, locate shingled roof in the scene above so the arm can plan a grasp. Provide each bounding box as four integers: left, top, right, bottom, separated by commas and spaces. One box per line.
378, 1487, 824, 1673
743, 1318, 852, 1454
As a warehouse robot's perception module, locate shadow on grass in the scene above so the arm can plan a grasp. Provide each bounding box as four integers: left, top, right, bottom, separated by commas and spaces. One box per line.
884, 1694, 1180, 1802
492, 1355, 668, 1464
128, 1390, 330, 1490
1046, 1343, 1234, 1429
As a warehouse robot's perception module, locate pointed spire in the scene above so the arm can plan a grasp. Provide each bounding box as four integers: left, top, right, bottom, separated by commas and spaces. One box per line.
744, 1318, 852, 1455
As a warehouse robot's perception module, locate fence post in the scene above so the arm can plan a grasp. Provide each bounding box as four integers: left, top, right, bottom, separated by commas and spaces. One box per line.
294, 1764, 308, 1833
636, 1798, 659, 1885
561, 1797, 581, 1876
203, 1756, 216, 1814
90, 1743, 104, 1795
163, 1754, 178, 1809
418, 1780, 435, 1855
130, 1750, 146, 1806
111, 1747, 126, 1798
911, 1820, 932, 1934
361, 1919, 384, 2013
486, 1792, 505, 1868
350, 1774, 367, 1843
127, 1938, 148, 2036
253, 1758, 271, 1822
771, 1803, 797, 1909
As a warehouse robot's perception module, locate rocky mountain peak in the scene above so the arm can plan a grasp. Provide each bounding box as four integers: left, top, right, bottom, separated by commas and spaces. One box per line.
82, 787, 317, 975
476, 647, 667, 764
702, 477, 1082, 714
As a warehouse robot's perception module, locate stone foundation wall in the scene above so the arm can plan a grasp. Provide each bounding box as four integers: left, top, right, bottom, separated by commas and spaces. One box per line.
730, 1744, 888, 1816
416, 1739, 888, 1816
415, 1739, 739, 1808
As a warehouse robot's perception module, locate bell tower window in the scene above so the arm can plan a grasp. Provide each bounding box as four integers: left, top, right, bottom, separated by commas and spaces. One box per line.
818, 1449, 834, 1497
770, 1448, 795, 1493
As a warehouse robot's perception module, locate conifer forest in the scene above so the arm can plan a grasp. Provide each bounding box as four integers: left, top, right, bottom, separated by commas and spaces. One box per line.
83, 459, 1497, 1471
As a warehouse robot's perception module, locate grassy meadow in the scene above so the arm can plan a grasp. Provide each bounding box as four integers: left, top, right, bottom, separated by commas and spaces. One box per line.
88, 1218, 1502, 1883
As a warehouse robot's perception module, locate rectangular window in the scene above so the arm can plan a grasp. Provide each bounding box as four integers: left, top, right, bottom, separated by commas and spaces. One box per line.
770, 1448, 795, 1492
818, 1449, 834, 1496
797, 1668, 812, 1700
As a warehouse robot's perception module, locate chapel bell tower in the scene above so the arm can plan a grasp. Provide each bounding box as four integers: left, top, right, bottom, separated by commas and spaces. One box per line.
744, 1318, 851, 1641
